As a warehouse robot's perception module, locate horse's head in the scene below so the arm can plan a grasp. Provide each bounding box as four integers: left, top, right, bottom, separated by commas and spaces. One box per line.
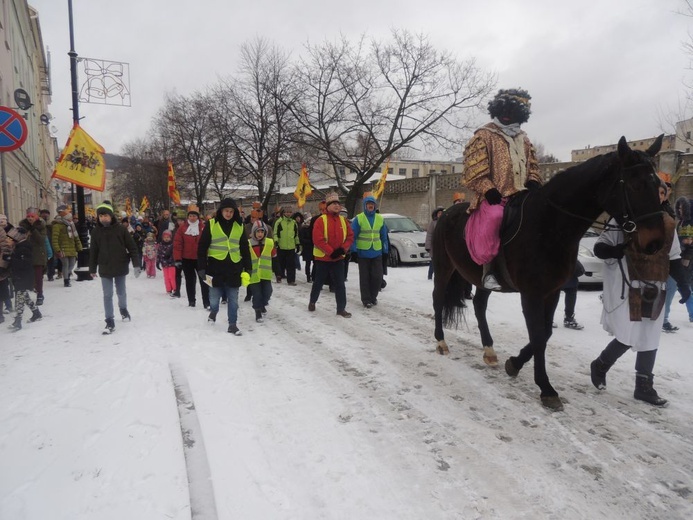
602, 135, 665, 254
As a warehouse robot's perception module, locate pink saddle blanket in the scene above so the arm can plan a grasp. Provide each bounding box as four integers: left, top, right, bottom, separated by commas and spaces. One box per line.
465, 199, 506, 265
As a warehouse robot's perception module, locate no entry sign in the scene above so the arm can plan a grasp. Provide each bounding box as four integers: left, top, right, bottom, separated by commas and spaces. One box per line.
0, 106, 28, 152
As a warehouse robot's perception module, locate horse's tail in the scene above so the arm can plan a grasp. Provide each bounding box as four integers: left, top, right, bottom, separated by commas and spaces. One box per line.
441, 269, 467, 329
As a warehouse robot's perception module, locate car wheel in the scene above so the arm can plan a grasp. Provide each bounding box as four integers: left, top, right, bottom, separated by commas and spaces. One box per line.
388, 247, 400, 267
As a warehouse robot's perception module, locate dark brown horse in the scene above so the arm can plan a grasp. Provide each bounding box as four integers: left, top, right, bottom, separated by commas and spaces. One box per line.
432, 136, 665, 410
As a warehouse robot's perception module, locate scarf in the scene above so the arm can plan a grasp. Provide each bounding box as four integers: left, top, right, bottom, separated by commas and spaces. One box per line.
184, 219, 200, 237
488, 121, 528, 191
491, 118, 522, 137
55, 215, 78, 238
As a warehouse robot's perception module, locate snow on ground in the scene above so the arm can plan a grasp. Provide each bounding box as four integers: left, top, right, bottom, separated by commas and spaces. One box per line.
1, 264, 692, 520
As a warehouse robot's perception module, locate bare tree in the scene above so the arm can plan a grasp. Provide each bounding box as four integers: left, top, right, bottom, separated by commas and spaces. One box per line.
112, 138, 168, 215
154, 92, 235, 210
213, 37, 297, 213
287, 30, 496, 215
534, 143, 560, 164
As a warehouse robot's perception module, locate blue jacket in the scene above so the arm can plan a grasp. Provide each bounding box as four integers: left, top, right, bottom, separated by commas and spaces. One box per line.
351, 197, 389, 259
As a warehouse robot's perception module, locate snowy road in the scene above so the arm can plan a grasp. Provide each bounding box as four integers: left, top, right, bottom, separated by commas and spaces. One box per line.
1, 265, 692, 519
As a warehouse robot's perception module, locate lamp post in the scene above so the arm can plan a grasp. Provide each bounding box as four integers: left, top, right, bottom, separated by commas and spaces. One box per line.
67, 0, 90, 279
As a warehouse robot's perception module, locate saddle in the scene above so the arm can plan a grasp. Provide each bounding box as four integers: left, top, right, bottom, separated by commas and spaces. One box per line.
492, 191, 531, 291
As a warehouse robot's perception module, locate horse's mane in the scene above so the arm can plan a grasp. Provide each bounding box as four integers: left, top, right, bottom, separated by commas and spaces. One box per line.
542, 152, 618, 198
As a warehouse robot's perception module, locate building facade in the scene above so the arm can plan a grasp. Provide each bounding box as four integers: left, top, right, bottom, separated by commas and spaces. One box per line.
0, 1, 56, 223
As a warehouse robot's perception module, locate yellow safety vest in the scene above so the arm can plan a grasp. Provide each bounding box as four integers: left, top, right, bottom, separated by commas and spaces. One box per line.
249, 238, 274, 283
355, 212, 383, 251
207, 219, 242, 262
313, 214, 347, 258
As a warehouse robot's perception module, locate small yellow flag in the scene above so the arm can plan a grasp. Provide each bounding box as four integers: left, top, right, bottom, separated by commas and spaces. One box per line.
293, 164, 313, 208
139, 196, 150, 213
52, 124, 106, 191
373, 160, 389, 199
125, 197, 132, 217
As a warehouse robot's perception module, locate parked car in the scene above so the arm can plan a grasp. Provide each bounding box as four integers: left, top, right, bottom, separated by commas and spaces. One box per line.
577, 229, 604, 286
381, 213, 429, 267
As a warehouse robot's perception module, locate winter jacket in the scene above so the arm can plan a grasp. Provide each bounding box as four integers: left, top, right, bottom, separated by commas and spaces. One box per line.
0, 226, 10, 280
197, 201, 252, 288
173, 220, 206, 261
273, 215, 299, 251
351, 197, 388, 259
143, 240, 157, 261
52, 216, 83, 258
19, 217, 48, 266
9, 239, 34, 291
299, 223, 314, 261
312, 213, 355, 262
157, 240, 176, 268
155, 217, 177, 242
89, 216, 140, 277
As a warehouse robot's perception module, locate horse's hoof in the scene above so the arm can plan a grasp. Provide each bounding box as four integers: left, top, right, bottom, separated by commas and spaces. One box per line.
437, 341, 450, 355
483, 346, 498, 367
541, 395, 564, 411
505, 358, 519, 377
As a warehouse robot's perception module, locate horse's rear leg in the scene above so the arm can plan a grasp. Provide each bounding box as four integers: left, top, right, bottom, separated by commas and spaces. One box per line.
472, 288, 497, 367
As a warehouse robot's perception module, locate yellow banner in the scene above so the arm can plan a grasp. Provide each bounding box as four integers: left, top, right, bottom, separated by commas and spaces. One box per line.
293, 164, 313, 208
139, 196, 150, 213
52, 124, 106, 191
125, 197, 132, 217
167, 160, 181, 205
373, 160, 389, 199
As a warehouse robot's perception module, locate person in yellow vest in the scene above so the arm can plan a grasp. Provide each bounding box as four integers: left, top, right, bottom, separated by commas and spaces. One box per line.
197, 198, 252, 335
309, 192, 355, 317
351, 193, 389, 308
248, 220, 276, 322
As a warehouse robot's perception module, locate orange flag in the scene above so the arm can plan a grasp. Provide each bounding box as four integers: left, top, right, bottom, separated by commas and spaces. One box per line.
167, 160, 181, 205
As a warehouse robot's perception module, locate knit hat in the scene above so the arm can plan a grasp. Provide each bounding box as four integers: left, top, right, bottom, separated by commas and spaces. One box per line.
162, 229, 173, 238
453, 192, 465, 203
187, 204, 200, 217
26, 207, 40, 217
219, 198, 236, 211
96, 200, 115, 216
7, 226, 28, 242
250, 220, 267, 246
57, 204, 69, 213
325, 192, 340, 206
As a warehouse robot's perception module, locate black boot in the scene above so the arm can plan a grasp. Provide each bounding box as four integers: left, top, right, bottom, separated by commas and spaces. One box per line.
255, 308, 264, 323
29, 309, 42, 322
634, 373, 668, 407
590, 357, 611, 390
103, 318, 115, 334
120, 308, 131, 321
64, 278, 71, 287
8, 316, 21, 332
36, 294, 44, 306
208, 310, 217, 323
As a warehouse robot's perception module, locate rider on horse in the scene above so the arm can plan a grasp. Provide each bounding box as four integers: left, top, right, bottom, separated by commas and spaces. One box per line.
462, 88, 542, 290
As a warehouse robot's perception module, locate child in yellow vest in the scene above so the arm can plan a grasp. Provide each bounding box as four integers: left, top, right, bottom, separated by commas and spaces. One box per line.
248, 221, 276, 322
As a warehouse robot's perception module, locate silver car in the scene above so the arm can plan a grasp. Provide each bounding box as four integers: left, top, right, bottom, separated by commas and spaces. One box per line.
381, 213, 430, 267
578, 229, 604, 286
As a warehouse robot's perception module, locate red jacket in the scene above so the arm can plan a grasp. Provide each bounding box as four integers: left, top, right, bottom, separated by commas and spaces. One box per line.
173, 220, 205, 261
312, 213, 354, 262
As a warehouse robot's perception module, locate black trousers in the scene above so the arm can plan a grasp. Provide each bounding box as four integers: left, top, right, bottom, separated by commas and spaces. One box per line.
277, 248, 296, 283
181, 258, 209, 306
357, 256, 383, 305
598, 338, 657, 375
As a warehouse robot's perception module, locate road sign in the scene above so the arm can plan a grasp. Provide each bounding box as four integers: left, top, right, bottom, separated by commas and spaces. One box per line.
0, 106, 28, 152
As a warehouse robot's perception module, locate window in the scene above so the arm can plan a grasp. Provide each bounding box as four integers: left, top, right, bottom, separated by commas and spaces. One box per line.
412, 169, 419, 178
388, 167, 393, 175
440, 169, 447, 175
338, 167, 345, 177
687, 131, 691, 139
399, 168, 406, 176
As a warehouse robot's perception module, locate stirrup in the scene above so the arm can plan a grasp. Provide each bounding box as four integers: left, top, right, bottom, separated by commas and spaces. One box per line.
482, 274, 501, 291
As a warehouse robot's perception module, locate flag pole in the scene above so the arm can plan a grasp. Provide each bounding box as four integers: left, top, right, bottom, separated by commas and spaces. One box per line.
67, 0, 91, 278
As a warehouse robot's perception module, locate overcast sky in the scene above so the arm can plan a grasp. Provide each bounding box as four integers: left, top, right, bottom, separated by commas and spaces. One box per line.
29, 0, 691, 162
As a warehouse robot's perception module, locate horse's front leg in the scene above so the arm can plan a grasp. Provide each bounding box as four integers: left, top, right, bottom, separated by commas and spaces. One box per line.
472, 288, 497, 366
508, 293, 563, 411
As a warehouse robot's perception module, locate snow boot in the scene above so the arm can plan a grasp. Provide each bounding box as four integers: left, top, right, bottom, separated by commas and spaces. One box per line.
255, 308, 264, 323
228, 324, 242, 336
103, 318, 115, 334
590, 357, 611, 390
64, 278, 71, 287
28, 309, 42, 323
8, 316, 22, 332
120, 308, 131, 321
564, 315, 584, 330
634, 373, 668, 407
208, 310, 217, 323
662, 321, 678, 333
36, 294, 44, 306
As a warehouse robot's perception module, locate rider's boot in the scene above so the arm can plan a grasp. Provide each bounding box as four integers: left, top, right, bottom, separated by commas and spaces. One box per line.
482, 262, 501, 291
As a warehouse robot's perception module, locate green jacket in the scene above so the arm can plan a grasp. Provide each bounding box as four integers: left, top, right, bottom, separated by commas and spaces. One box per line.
52, 217, 83, 258
273, 216, 299, 251
19, 217, 48, 266
89, 221, 140, 277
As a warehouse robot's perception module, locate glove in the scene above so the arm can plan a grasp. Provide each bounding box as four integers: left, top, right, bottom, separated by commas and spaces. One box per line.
525, 180, 541, 192
330, 247, 345, 259
593, 242, 627, 260
174, 261, 182, 269
241, 271, 250, 287
197, 269, 205, 279
57, 251, 65, 259
134, 267, 142, 278
156, 262, 161, 271
484, 188, 502, 205
679, 284, 691, 304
